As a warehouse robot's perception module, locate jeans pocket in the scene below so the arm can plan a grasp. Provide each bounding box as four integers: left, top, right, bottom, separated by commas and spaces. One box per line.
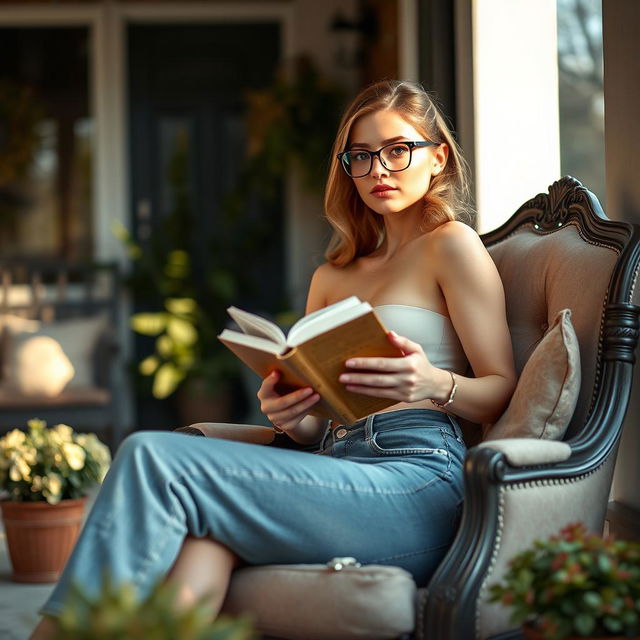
367, 425, 450, 458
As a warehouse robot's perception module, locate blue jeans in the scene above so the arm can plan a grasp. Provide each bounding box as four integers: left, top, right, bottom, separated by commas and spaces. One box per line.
41, 408, 465, 616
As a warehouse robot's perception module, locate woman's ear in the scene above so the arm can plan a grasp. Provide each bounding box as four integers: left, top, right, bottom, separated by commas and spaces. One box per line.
433, 143, 449, 175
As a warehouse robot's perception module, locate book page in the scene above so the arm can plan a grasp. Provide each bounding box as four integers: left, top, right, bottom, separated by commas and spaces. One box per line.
226, 307, 286, 347
288, 297, 369, 347
218, 329, 284, 355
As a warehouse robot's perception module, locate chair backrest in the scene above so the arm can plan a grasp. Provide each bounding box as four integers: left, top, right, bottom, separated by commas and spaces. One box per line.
482, 176, 639, 440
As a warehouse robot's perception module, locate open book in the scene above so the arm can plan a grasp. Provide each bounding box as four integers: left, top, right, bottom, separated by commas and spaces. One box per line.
218, 296, 403, 424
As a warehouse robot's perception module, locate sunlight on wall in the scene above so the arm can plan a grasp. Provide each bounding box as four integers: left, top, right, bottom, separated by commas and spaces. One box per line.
472, 0, 561, 233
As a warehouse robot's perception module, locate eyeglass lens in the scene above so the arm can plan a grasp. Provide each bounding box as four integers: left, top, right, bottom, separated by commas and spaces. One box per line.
342, 143, 413, 178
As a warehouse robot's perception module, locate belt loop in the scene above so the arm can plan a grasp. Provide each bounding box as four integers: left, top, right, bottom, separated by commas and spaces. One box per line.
446, 414, 463, 441
319, 423, 331, 450
364, 413, 375, 442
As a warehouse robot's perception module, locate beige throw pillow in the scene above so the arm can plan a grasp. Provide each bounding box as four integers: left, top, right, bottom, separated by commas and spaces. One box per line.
484, 308, 581, 441
12, 335, 75, 396
3, 314, 107, 390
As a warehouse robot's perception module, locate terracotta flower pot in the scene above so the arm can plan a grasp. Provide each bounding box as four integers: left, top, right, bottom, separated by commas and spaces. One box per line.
522, 624, 638, 640
0, 497, 87, 583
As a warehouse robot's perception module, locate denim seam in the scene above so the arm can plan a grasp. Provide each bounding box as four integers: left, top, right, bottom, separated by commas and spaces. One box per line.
439, 427, 453, 474
364, 412, 452, 459
368, 438, 449, 457
209, 466, 443, 496
371, 541, 451, 564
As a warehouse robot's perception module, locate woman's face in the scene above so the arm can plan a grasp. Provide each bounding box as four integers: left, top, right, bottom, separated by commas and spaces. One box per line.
347, 109, 447, 219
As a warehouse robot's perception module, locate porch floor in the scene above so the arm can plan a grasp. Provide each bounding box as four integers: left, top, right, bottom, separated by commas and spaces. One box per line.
0, 524, 53, 640
0, 489, 99, 640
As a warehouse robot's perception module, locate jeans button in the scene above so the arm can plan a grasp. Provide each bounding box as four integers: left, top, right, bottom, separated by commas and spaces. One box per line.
335, 428, 348, 439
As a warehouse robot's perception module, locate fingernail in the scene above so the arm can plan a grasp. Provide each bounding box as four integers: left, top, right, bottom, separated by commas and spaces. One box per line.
345, 359, 355, 367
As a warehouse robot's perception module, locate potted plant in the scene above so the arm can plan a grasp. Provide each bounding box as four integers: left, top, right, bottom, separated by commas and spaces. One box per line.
115, 125, 244, 423
51, 574, 255, 639
117, 227, 242, 423
0, 418, 111, 582
488, 522, 640, 639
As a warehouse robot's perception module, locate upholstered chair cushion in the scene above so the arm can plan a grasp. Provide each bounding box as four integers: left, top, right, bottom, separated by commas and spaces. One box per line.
484, 309, 580, 441
221, 562, 417, 640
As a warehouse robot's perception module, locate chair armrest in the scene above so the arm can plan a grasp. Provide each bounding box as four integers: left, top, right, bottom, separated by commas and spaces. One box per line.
478, 438, 572, 466
188, 422, 276, 445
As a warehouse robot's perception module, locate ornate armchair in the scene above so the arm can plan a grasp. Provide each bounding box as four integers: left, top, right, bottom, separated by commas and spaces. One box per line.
186, 177, 640, 639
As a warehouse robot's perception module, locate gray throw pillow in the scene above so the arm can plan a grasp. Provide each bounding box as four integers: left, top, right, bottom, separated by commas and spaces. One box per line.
484, 308, 581, 441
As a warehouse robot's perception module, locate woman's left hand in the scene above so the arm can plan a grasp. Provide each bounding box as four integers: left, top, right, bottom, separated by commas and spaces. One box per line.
338, 331, 441, 403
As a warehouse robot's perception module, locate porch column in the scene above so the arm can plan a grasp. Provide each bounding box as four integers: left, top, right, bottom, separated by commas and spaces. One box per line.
603, 0, 640, 537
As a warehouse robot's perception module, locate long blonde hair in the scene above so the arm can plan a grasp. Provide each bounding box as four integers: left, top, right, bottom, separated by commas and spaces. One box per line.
324, 80, 471, 267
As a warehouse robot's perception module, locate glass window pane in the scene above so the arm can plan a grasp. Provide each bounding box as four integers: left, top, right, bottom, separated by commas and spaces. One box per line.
0, 26, 93, 260
557, 0, 605, 203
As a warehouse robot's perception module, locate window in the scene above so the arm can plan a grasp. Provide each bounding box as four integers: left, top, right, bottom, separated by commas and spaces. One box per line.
0, 27, 93, 260
557, 0, 605, 203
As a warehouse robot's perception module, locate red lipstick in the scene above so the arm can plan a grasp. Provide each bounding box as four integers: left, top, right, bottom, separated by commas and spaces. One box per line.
371, 184, 396, 198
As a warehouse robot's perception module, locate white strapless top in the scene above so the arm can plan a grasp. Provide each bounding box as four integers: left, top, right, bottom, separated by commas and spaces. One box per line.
375, 304, 468, 373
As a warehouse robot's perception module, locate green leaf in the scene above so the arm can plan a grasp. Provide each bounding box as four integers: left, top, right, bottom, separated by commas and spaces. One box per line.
131, 313, 168, 335
603, 616, 623, 633
164, 250, 190, 279
156, 335, 174, 358
139, 356, 160, 376
152, 363, 185, 399
167, 317, 198, 346
165, 298, 197, 315
582, 590, 602, 609
574, 613, 595, 635
597, 554, 612, 573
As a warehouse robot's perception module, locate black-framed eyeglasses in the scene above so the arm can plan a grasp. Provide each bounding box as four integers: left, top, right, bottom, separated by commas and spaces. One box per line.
337, 141, 439, 178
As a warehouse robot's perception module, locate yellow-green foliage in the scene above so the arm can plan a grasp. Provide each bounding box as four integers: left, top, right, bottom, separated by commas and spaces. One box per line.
0, 419, 111, 504
54, 575, 255, 640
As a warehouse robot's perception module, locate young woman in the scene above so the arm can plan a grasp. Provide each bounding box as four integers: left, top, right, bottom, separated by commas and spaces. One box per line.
31, 80, 515, 638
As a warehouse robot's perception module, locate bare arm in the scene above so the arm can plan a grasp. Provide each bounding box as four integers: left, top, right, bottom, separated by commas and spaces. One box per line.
430, 222, 516, 421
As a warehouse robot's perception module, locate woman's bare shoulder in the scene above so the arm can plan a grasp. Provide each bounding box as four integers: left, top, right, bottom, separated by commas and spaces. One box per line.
425, 220, 485, 261
422, 221, 497, 288
307, 261, 348, 312
428, 220, 479, 245
311, 261, 345, 286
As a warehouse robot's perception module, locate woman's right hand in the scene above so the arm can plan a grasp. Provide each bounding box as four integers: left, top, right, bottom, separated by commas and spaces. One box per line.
257, 371, 320, 434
